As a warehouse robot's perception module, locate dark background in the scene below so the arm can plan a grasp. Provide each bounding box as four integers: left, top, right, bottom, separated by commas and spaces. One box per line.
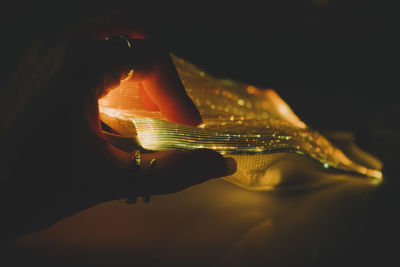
0, 1, 397, 130
0, 1, 398, 266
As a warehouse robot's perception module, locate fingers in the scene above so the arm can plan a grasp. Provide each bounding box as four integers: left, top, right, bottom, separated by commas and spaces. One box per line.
61, 9, 203, 126
138, 82, 159, 111
139, 51, 203, 126
102, 146, 236, 199
98, 36, 202, 125
139, 149, 236, 195
91, 39, 133, 98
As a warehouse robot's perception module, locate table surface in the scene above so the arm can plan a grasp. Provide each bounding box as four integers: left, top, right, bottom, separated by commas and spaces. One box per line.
3, 135, 396, 266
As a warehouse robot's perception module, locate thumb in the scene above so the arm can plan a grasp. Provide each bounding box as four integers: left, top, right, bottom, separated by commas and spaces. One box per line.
101, 147, 237, 200
140, 149, 237, 195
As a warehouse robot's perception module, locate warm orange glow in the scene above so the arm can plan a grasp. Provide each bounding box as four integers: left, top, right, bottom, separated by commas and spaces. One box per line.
99, 56, 383, 190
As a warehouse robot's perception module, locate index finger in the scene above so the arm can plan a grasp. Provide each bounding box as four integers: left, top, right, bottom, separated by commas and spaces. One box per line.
72, 10, 203, 126
139, 50, 203, 126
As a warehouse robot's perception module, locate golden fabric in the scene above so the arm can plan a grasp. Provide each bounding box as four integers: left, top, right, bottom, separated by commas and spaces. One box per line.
98, 56, 382, 190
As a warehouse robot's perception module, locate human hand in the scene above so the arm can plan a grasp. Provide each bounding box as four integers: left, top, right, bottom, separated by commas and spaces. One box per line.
0, 12, 236, 241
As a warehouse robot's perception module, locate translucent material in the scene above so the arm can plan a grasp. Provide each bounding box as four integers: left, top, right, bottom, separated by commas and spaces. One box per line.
99, 56, 382, 190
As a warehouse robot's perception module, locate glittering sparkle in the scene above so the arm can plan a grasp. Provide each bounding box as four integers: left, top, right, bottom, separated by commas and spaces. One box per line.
99, 55, 383, 190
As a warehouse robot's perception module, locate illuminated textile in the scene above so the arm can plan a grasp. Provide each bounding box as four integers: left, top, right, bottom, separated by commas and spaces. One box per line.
99, 56, 382, 190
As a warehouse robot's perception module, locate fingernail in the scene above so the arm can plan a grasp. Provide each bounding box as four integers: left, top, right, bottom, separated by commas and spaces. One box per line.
224, 157, 237, 176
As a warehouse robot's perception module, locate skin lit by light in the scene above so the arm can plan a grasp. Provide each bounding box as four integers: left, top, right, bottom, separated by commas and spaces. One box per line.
98, 56, 383, 188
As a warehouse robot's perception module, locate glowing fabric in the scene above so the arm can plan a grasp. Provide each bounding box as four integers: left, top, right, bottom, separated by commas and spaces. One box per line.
99, 56, 382, 190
